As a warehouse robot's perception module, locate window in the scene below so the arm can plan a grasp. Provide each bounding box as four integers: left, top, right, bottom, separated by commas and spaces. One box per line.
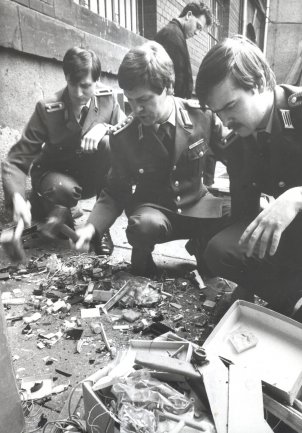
208, 0, 224, 48
74, 0, 142, 34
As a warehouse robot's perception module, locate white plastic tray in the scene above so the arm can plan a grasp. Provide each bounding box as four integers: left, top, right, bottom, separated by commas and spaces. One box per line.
203, 300, 302, 404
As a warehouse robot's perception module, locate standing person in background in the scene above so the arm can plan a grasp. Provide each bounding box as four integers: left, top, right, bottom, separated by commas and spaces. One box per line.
196, 35, 302, 320
2, 47, 125, 255
155, 1, 212, 99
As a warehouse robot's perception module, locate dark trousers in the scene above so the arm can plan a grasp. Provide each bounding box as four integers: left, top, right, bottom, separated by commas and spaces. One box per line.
204, 218, 302, 316
126, 204, 230, 274
30, 142, 110, 220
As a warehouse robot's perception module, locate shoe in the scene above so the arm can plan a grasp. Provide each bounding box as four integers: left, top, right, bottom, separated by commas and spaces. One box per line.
131, 249, 158, 278
93, 230, 114, 256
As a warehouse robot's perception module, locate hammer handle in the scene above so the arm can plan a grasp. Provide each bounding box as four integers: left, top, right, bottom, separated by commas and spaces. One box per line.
60, 224, 79, 243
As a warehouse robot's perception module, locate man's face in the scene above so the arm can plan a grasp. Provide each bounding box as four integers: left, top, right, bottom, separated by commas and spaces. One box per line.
206, 76, 267, 137
66, 72, 96, 106
124, 85, 171, 126
184, 13, 207, 39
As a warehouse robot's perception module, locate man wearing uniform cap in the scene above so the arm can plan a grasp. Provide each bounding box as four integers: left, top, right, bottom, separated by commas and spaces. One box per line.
196, 35, 302, 319
2, 47, 125, 254
73, 41, 229, 276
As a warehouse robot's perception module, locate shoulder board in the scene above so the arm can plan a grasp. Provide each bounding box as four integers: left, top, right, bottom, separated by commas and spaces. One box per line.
180, 109, 193, 128
288, 91, 302, 108
45, 101, 65, 113
95, 88, 113, 97
279, 109, 294, 129
219, 130, 238, 149
112, 115, 134, 136
185, 99, 201, 109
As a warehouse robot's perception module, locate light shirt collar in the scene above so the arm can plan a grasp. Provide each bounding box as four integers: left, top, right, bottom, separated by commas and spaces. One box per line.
154, 101, 176, 132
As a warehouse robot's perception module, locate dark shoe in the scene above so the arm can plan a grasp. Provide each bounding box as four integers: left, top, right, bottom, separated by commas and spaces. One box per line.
131, 249, 158, 278
93, 230, 114, 256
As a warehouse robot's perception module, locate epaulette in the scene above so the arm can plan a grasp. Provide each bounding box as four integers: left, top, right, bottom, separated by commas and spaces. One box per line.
185, 99, 201, 109
279, 109, 294, 129
45, 101, 65, 113
288, 91, 302, 108
219, 130, 238, 149
94, 87, 113, 97
111, 115, 134, 136
180, 109, 193, 128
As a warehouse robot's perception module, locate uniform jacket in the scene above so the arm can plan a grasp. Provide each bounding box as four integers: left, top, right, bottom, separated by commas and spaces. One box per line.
2, 86, 125, 205
155, 19, 193, 99
88, 97, 224, 235
210, 85, 302, 220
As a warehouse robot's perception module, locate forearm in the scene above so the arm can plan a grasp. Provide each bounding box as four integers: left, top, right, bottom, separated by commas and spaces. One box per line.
1, 160, 27, 206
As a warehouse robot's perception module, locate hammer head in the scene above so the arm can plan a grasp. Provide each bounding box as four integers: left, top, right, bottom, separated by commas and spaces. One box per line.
0, 227, 26, 263
41, 205, 73, 239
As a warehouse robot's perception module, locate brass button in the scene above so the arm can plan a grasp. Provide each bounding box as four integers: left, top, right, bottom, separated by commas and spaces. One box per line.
139, 168, 144, 174
175, 181, 179, 187
176, 196, 181, 202
251, 182, 257, 187
199, 151, 204, 157
278, 180, 286, 188
292, 96, 297, 104
177, 208, 182, 214
172, 165, 177, 171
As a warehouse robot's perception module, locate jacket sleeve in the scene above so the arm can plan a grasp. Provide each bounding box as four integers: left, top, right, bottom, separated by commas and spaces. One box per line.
87, 134, 132, 234
1, 101, 47, 205
155, 31, 187, 98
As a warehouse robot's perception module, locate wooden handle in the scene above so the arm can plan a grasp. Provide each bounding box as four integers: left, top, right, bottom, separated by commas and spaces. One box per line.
14, 218, 25, 239
60, 224, 79, 243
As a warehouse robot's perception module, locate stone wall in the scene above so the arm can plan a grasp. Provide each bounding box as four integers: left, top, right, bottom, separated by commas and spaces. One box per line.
0, 0, 145, 130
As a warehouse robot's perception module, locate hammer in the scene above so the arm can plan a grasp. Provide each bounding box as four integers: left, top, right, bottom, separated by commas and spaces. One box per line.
41, 205, 79, 243
0, 218, 26, 263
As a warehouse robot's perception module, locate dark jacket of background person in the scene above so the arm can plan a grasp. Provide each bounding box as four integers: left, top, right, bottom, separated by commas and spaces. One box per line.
155, 19, 193, 99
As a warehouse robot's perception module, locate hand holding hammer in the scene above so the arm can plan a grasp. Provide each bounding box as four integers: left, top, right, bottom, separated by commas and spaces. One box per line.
0, 218, 26, 263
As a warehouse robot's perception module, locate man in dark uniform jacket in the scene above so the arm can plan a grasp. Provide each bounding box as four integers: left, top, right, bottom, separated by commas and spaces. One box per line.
73, 41, 228, 276
155, 2, 212, 99
196, 36, 302, 319
2, 47, 125, 254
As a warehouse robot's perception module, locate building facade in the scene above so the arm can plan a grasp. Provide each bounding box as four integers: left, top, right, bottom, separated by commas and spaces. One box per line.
0, 0, 301, 130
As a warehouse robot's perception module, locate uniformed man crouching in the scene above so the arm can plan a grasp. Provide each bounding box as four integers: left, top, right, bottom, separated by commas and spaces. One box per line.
72, 41, 229, 276
2, 47, 125, 255
196, 35, 302, 320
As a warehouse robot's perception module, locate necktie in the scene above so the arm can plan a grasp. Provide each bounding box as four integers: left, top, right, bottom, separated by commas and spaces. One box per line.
157, 122, 174, 156
79, 106, 89, 127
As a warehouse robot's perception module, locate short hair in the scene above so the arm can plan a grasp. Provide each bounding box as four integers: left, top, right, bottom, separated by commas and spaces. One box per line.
179, 2, 212, 26
196, 35, 276, 105
118, 41, 175, 94
62, 47, 102, 84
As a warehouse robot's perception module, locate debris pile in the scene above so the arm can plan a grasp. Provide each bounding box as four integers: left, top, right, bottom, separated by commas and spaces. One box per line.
0, 252, 234, 431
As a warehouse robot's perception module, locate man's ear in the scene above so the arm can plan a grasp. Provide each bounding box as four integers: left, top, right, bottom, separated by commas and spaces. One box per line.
186, 10, 193, 20
166, 85, 174, 95
257, 77, 266, 94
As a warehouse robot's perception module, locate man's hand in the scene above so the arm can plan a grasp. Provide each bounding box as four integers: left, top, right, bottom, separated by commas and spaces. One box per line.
71, 223, 96, 251
81, 124, 108, 153
12, 192, 31, 227
239, 187, 302, 258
